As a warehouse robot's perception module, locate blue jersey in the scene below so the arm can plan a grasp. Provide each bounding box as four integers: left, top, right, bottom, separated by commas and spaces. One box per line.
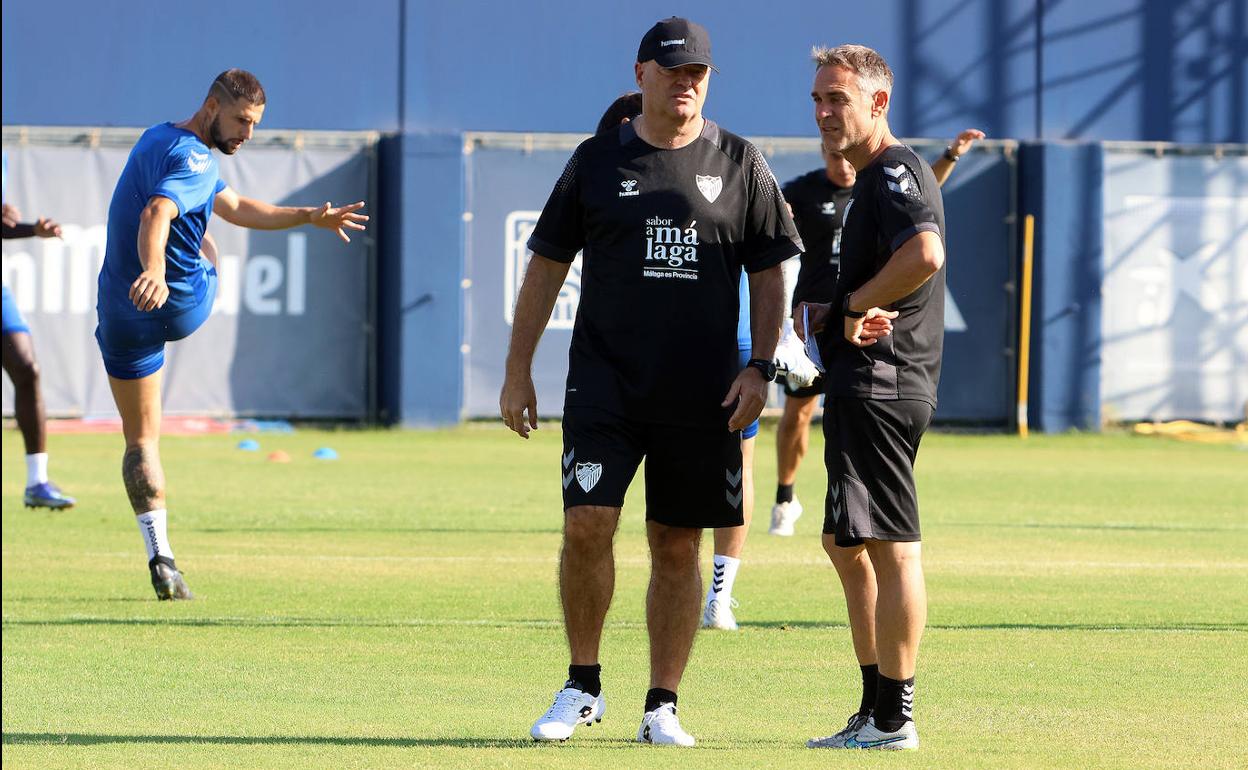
98, 123, 226, 319
736, 272, 751, 349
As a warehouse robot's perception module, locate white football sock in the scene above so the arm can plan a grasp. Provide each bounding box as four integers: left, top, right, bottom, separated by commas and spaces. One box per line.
26, 453, 49, 487
135, 509, 174, 563
707, 554, 741, 603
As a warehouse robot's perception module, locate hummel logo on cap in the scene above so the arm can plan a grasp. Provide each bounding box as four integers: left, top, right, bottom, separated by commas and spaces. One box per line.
637, 17, 717, 72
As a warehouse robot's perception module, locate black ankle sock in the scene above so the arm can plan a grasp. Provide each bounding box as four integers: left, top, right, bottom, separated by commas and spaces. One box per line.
568, 664, 601, 697
776, 484, 795, 504
644, 688, 677, 713
858, 664, 879, 716
873, 674, 914, 732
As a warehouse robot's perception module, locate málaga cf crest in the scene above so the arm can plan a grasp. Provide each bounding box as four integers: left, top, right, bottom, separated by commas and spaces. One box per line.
575, 462, 603, 492
695, 175, 723, 203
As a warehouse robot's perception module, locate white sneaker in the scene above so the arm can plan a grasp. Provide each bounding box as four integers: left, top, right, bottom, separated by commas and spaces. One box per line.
842, 717, 918, 750
774, 321, 820, 389
807, 711, 872, 748
769, 497, 803, 536
637, 702, 696, 746
529, 682, 605, 742
701, 595, 739, 630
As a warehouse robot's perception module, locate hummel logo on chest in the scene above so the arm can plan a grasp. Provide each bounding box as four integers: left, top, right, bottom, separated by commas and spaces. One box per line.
619, 179, 640, 197
187, 151, 211, 174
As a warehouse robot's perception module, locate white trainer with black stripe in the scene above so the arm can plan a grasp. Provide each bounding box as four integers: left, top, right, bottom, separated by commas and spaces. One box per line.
637, 702, 695, 746
529, 682, 605, 742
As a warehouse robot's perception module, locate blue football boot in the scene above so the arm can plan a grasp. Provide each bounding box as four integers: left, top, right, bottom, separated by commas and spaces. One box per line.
24, 481, 76, 510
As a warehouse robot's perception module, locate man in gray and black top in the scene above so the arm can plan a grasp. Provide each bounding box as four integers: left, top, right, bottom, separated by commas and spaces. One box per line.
797, 44, 946, 751
501, 17, 798, 747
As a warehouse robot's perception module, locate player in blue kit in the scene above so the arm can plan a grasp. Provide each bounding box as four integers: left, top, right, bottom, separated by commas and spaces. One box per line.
98, 69, 368, 600
3, 155, 76, 510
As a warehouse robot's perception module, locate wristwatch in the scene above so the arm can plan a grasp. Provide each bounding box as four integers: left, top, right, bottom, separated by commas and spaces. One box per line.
842, 292, 866, 319
746, 358, 777, 382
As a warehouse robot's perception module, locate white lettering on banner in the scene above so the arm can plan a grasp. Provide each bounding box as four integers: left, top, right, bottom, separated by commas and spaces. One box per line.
3, 252, 36, 311
286, 232, 306, 315
244, 256, 284, 315
1, 227, 309, 317
504, 210, 581, 330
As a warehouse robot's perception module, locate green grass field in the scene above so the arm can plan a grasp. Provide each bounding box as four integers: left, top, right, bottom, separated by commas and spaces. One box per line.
3, 424, 1246, 768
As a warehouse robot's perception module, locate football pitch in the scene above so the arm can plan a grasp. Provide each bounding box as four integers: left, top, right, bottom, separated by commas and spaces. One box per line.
3, 424, 1246, 769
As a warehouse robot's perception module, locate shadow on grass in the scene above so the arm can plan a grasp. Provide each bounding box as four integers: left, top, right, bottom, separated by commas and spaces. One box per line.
738, 620, 1247, 632
4, 617, 1244, 632
189, 527, 561, 535
2, 733, 772, 750
0, 617, 566, 629
950, 521, 1248, 534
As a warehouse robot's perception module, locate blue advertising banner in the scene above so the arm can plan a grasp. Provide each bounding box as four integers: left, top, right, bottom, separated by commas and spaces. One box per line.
461, 132, 1017, 423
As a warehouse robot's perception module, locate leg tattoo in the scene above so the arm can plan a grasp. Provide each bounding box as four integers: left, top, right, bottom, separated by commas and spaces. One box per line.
122, 445, 165, 513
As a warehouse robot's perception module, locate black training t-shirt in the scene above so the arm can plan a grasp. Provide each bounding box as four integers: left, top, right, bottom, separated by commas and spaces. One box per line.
824, 144, 946, 407
527, 119, 802, 428
782, 169, 854, 308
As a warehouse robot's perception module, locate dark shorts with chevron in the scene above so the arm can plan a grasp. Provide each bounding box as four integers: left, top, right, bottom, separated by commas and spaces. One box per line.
822, 397, 933, 546
561, 406, 745, 528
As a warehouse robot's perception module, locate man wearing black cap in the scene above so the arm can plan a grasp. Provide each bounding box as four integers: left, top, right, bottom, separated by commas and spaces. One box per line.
501, 17, 800, 746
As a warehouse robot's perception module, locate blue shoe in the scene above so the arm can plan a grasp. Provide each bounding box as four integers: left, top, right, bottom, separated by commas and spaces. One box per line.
24, 481, 76, 510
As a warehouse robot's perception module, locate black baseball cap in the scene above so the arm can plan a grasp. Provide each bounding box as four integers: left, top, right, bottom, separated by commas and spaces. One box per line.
637, 17, 718, 72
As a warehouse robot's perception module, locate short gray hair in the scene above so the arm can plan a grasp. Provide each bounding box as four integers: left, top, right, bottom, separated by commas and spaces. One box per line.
811, 44, 893, 102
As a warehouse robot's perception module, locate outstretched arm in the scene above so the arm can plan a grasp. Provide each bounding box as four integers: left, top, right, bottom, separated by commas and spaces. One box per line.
214, 186, 368, 242
931, 128, 986, 186
2, 203, 63, 239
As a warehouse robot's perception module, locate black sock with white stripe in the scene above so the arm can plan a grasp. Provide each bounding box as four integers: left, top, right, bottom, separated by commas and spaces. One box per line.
873, 674, 914, 732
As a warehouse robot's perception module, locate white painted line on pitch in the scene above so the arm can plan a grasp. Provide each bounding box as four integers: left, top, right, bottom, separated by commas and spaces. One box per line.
12, 550, 1245, 573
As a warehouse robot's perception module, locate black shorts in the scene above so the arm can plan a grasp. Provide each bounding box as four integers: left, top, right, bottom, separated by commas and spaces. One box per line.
562, 407, 744, 529
822, 397, 933, 546
783, 373, 825, 400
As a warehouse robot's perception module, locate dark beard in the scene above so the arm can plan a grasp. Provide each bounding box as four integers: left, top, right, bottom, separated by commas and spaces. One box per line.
208, 116, 236, 154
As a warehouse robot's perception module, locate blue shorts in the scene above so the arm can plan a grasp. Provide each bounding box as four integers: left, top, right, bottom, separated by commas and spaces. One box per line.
2, 285, 31, 335
738, 347, 760, 440
95, 270, 217, 380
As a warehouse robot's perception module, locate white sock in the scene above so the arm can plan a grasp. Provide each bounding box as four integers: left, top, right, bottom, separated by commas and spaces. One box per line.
707, 554, 741, 603
26, 453, 49, 487
135, 509, 174, 563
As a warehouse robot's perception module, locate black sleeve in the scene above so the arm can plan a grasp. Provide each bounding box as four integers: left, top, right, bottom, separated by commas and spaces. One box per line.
740, 144, 803, 273
875, 160, 941, 254
526, 148, 585, 263
2, 222, 38, 239
780, 178, 805, 232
